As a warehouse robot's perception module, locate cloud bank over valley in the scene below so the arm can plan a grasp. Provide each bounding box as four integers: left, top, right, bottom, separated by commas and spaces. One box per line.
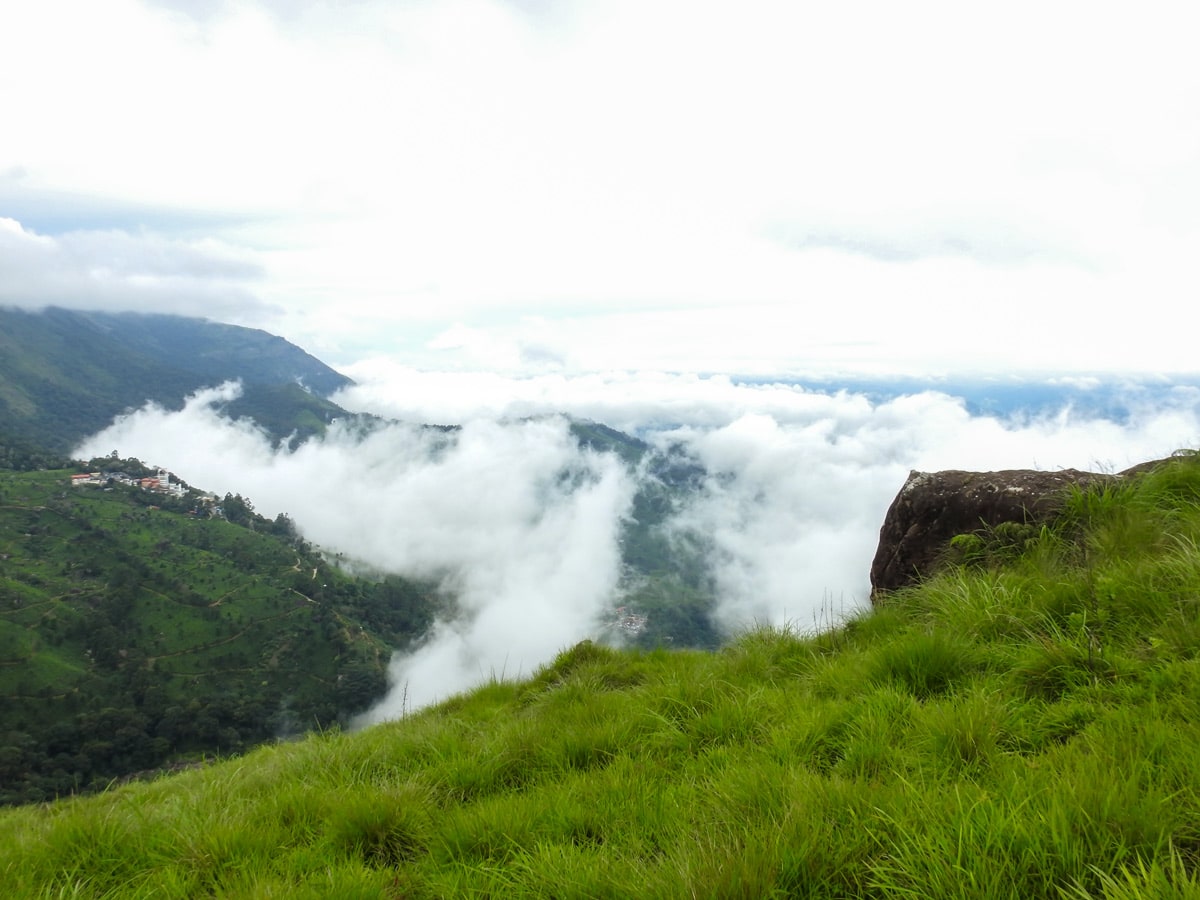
76, 373, 1200, 714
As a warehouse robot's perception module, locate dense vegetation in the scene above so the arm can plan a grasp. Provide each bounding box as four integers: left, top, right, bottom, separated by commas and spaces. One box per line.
5, 454, 1200, 897
0, 306, 353, 451
0, 462, 439, 805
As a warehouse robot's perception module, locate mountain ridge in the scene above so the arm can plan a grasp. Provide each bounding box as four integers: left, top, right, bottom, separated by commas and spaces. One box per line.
0, 306, 353, 451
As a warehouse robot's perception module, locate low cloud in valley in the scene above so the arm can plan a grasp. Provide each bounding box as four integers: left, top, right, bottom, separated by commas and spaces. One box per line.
76, 373, 1200, 716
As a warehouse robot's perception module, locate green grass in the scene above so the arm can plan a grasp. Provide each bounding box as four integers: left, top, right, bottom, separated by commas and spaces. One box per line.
5, 454, 1200, 897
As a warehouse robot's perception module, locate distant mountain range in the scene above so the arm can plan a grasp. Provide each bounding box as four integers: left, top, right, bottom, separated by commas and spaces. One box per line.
0, 306, 353, 452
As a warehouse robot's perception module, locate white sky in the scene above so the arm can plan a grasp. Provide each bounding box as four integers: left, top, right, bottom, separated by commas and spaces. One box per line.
4, 0, 1200, 377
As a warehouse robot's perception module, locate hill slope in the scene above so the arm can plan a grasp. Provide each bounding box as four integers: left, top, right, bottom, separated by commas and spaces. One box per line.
4, 454, 1200, 897
0, 306, 352, 451
0, 462, 438, 804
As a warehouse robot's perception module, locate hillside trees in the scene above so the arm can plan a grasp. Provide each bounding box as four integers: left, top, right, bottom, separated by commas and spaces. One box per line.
220, 492, 254, 527
0, 464, 439, 805
0, 431, 71, 472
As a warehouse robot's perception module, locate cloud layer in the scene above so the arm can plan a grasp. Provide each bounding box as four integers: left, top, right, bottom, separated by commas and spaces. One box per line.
78, 386, 636, 710
0, 217, 273, 321
75, 372, 1200, 714
4, 0, 1199, 374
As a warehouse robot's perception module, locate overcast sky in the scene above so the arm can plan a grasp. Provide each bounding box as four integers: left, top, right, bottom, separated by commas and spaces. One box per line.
4, 0, 1200, 377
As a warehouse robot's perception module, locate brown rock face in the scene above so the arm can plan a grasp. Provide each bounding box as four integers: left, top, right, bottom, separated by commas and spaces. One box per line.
868, 464, 1153, 601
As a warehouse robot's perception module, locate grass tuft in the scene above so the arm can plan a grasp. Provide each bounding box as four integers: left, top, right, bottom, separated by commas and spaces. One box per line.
869, 630, 977, 698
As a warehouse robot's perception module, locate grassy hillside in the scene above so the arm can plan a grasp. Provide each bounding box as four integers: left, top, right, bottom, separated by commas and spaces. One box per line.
4, 454, 1200, 897
0, 464, 438, 805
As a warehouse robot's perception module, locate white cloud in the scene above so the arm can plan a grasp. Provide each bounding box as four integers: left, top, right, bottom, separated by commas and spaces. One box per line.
74, 372, 1200, 716
76, 387, 637, 711
0, 218, 274, 321
1, 1, 1197, 375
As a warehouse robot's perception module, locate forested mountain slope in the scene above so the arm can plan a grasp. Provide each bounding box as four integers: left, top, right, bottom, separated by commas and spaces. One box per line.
0, 307, 352, 451
0, 459, 438, 804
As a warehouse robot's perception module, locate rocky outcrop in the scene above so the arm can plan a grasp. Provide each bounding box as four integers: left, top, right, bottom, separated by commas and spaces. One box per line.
869, 461, 1164, 601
